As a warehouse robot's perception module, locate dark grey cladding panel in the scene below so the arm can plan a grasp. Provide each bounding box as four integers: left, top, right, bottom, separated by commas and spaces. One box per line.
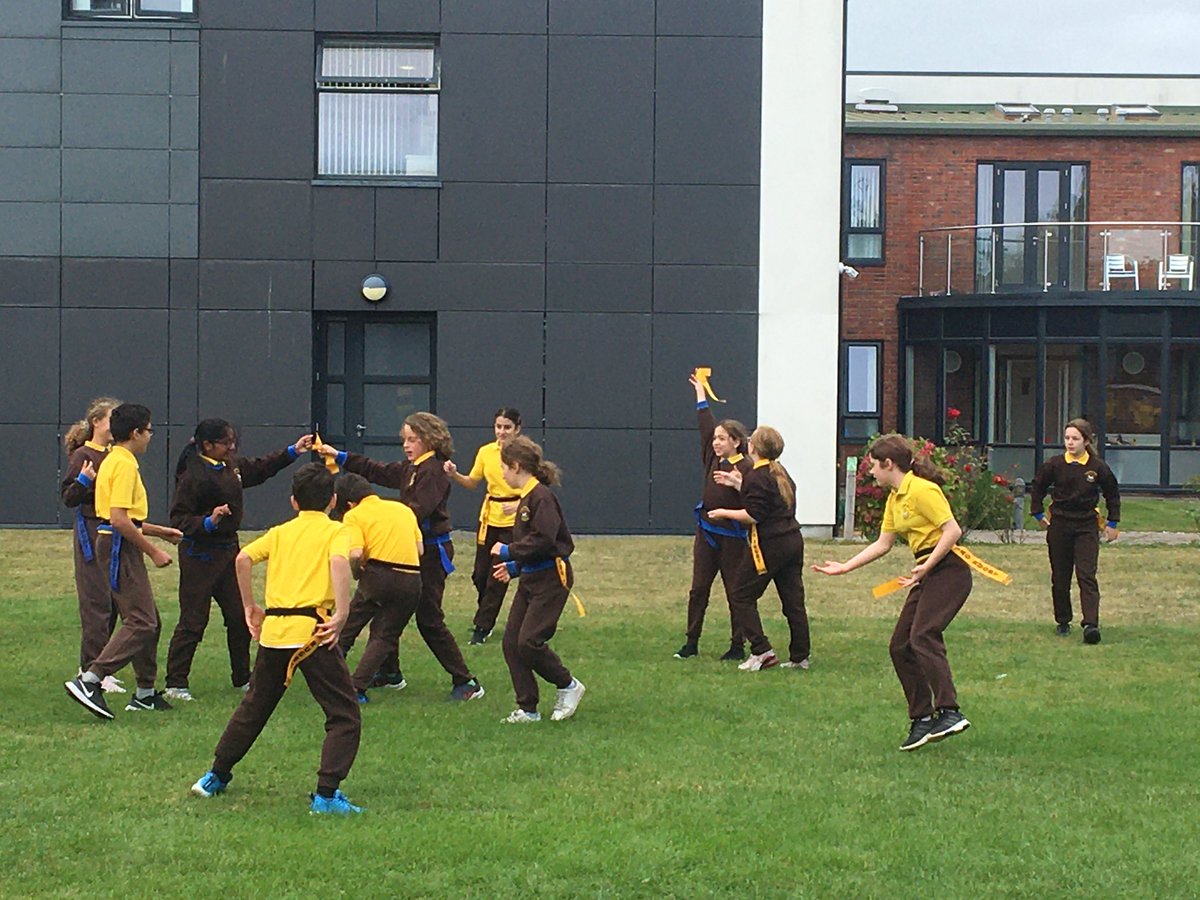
199, 30, 314, 179
0, 4, 61, 36
376, 0, 440, 32
314, 260, 437, 311
315, 0, 375, 30
541, 428, 650, 532
0, 94, 60, 148
171, 95, 199, 151
434, 310, 544, 426
653, 264, 758, 313
547, 36, 653, 184
549, 0, 655, 34
170, 150, 199, 203
312, 187, 376, 262
547, 185, 652, 264
197, 310, 312, 426
199, 260, 312, 311
650, 427, 702, 533
62, 39, 171, 95
442, 0, 547, 33
60, 308, 170, 418
0, 149, 59, 202
62, 149, 169, 203
224, 426, 313, 529
170, 259, 199, 309
0, 203, 59, 256
654, 37, 761, 184
438, 34, 547, 183
0, 257, 58, 307
375, 188, 439, 262
656, 0, 762, 36
545, 312, 651, 428
0, 425, 61, 525
649, 311, 758, 428
62, 204, 171, 259
171, 41, 199, 95
169, 308, 198, 425
438, 183, 546, 263
63, 95, 170, 149
546, 263, 650, 312
439, 263, 544, 311
443, 424, 498, 530
62, 259, 170, 308
0, 307, 59, 420
200, 0, 314, 30
0, 39, 60, 92
653, 185, 759, 265
199, 180, 312, 260
130, 430, 172, 523
170, 204, 199, 259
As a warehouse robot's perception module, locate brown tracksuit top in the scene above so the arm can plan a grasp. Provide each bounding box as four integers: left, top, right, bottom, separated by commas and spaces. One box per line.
1030, 454, 1121, 525
170, 447, 297, 544
343, 452, 451, 535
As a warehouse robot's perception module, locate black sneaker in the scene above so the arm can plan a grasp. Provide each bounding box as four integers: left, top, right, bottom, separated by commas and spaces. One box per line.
1082, 624, 1102, 645
926, 708, 970, 743
899, 716, 935, 751
448, 678, 484, 701
468, 628, 491, 646
371, 671, 407, 690
65, 676, 114, 720
1054, 623, 1071, 637
125, 691, 173, 712
719, 644, 746, 662
673, 642, 698, 659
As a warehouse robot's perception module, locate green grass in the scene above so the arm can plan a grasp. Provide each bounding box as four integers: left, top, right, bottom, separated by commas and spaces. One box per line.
1, 530, 1198, 897
1110, 496, 1200, 532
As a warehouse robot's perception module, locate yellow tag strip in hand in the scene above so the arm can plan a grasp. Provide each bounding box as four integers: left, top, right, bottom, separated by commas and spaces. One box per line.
571, 592, 587, 617
693, 367, 726, 403
951, 545, 1013, 586
314, 431, 340, 474
871, 577, 906, 599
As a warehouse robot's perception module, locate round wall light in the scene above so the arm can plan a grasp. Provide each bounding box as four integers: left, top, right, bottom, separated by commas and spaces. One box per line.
362, 274, 388, 303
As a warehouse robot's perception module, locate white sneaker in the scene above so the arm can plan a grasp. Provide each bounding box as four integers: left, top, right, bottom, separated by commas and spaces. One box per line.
779, 658, 810, 670
235, 682, 250, 693
163, 687, 195, 702
738, 651, 780, 671
502, 709, 542, 724
550, 678, 586, 721
100, 675, 127, 694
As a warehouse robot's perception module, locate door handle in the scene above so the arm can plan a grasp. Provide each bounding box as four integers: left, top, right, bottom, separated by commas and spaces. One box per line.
355, 423, 366, 437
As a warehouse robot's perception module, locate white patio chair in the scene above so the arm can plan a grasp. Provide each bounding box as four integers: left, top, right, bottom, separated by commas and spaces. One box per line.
1102, 254, 1140, 291
1158, 254, 1194, 290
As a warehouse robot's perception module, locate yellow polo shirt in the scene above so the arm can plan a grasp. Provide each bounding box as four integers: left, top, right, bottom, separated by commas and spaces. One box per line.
342, 494, 421, 566
881, 470, 954, 556
94, 444, 148, 522
469, 442, 518, 528
241, 511, 351, 648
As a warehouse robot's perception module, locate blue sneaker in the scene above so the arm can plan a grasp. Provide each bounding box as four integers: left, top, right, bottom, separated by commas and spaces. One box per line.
190, 770, 230, 798
356, 690, 370, 704
309, 790, 363, 815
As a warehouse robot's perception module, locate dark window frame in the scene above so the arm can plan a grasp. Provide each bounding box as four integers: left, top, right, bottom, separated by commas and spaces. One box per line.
1182, 161, 1200, 260
64, 0, 198, 21
840, 340, 883, 441
842, 159, 886, 266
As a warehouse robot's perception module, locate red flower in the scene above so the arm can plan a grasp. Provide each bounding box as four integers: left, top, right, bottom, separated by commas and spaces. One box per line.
963, 464, 972, 472
946, 455, 957, 465
947, 406, 961, 419
993, 474, 1009, 486
1004, 494, 1014, 502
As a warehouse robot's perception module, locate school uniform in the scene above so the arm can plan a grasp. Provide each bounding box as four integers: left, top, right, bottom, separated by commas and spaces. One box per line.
209, 511, 361, 795
61, 440, 117, 670
726, 461, 810, 662
495, 479, 575, 713
336, 494, 423, 693
340, 449, 475, 686
165, 445, 301, 690
685, 402, 752, 648
466, 441, 520, 635
88, 445, 161, 690
1030, 451, 1121, 628
882, 471, 971, 719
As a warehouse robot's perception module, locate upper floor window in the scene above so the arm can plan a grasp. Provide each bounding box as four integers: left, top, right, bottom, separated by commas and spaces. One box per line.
317, 39, 439, 180
1183, 163, 1199, 260
843, 160, 885, 265
841, 341, 882, 440
67, 0, 196, 19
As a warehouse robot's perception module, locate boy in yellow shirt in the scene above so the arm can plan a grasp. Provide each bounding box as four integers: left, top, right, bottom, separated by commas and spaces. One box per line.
190, 463, 363, 814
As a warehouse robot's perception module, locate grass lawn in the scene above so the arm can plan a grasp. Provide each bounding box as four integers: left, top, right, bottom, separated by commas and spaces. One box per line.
1, 529, 1198, 897
1108, 496, 1200, 532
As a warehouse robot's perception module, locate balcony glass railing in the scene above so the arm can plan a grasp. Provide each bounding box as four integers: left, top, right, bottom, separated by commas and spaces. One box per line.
916, 221, 1200, 297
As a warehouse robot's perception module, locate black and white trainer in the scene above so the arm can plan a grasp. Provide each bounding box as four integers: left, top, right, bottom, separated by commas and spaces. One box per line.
125, 691, 174, 712
899, 716, 935, 751
926, 708, 971, 743
65, 676, 114, 720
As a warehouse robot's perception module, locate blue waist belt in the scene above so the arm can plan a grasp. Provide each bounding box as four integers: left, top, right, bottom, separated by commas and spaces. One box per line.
75, 509, 95, 563
422, 531, 455, 575
96, 524, 124, 592
181, 536, 239, 563
694, 501, 749, 547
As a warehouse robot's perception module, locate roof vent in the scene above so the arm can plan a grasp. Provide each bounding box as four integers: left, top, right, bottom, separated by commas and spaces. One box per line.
1097, 107, 1110, 116
1042, 107, 1056, 117
1062, 107, 1075, 116
996, 102, 1040, 117
1113, 104, 1160, 118
854, 99, 899, 112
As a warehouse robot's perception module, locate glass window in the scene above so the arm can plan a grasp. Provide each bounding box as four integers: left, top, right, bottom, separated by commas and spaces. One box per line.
1044, 344, 1097, 441
68, 0, 196, 18
841, 342, 880, 440
843, 160, 884, 264
1183, 163, 1199, 260
975, 164, 994, 292
1105, 343, 1162, 446
905, 345, 939, 438
944, 345, 983, 441
1169, 344, 1200, 445
317, 41, 439, 179
363, 322, 431, 376
991, 344, 1037, 444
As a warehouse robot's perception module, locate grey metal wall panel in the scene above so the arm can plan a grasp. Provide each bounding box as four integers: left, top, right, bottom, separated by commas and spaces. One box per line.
442, 0, 547, 33
170, 259, 198, 309
199, 180, 312, 260
0, 202, 60, 256
649, 427, 701, 533
0, 39, 60, 92
657, 0, 762, 36
543, 427, 650, 531
63, 94, 170, 149
62, 39, 171, 95
439, 263, 544, 311
653, 264, 758, 313
314, 260, 439, 311
0, 94, 60, 148
315, 0, 375, 30
197, 310, 312, 426
200, 0, 314, 30
62, 203, 171, 258
0, 4, 61, 37
131, 432, 171, 524
62, 149, 170, 203
0, 257, 59, 307
439, 183, 545, 263
547, 185, 652, 264
653, 185, 759, 265
0, 308, 59, 420
62, 259, 170, 308
650, 312, 757, 428
312, 187, 376, 261
548, 36, 653, 184
199, 30, 314, 178
171, 95, 200, 150
435, 310, 544, 425
170, 204, 199, 258
226, 426, 312, 529
545, 312, 651, 427
549, 0, 655, 34
546, 263, 650, 312
444, 424, 497, 528
375, 188, 439, 261
439, 35, 547, 183
0, 149, 59, 202
60, 308, 170, 417
376, 0, 441, 32
0, 425, 60, 525
170, 41, 200, 95
170, 150, 199, 203
169, 308, 199, 425
199, 260, 312, 311
654, 37, 761, 184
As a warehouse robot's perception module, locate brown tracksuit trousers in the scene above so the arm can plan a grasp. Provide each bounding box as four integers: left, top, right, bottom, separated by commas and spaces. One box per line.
166, 546, 252, 689
472, 524, 513, 634
685, 530, 747, 647
502, 567, 574, 713
73, 518, 117, 671
87, 533, 161, 689
338, 563, 421, 692
727, 531, 809, 661
1046, 518, 1101, 626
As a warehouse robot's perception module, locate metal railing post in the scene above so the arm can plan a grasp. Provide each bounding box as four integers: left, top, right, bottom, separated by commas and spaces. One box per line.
1043, 229, 1051, 291
918, 234, 925, 296
946, 232, 952, 296
990, 230, 997, 293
